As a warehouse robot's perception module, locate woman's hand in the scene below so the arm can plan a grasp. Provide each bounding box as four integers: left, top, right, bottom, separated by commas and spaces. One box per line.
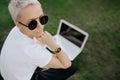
36, 31, 58, 49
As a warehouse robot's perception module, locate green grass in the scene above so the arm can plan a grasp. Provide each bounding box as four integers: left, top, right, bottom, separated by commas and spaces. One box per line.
0, 0, 120, 80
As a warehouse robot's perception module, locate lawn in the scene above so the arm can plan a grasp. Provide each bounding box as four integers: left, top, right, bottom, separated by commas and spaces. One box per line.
0, 0, 120, 80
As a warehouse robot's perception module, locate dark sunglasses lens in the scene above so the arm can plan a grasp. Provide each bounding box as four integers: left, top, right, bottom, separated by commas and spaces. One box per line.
28, 20, 37, 30
40, 15, 48, 25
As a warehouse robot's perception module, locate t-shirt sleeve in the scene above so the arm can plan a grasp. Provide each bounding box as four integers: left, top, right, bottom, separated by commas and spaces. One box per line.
25, 44, 52, 68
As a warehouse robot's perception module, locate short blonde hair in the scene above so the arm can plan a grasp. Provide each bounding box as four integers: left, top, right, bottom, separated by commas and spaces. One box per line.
8, 0, 41, 21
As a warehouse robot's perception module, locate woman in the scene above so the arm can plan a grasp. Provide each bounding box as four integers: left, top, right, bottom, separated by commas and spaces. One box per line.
0, 0, 77, 80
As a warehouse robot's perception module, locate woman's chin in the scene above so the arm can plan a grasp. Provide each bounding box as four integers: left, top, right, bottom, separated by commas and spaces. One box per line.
36, 34, 41, 38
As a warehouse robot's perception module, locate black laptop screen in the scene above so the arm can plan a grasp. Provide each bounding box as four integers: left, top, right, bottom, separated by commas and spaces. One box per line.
60, 23, 86, 47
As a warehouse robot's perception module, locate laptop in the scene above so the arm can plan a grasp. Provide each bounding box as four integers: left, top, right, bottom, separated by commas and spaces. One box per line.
54, 19, 89, 60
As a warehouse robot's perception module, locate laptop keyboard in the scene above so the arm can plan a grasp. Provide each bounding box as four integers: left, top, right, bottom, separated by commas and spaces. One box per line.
54, 35, 80, 60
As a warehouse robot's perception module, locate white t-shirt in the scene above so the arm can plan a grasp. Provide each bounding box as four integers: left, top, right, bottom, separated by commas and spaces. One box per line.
0, 26, 52, 80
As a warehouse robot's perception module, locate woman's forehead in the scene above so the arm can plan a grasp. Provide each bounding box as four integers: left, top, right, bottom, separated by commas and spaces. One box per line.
19, 4, 43, 21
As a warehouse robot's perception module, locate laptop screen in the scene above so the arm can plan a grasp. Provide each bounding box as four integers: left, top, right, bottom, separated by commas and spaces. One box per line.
59, 23, 86, 47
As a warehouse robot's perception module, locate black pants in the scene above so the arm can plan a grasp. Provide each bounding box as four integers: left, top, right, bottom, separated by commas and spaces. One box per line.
31, 62, 78, 80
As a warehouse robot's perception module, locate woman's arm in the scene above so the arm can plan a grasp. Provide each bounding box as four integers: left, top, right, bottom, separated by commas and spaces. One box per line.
36, 31, 71, 69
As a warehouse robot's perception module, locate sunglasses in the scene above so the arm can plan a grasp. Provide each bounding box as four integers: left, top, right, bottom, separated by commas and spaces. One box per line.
18, 15, 48, 30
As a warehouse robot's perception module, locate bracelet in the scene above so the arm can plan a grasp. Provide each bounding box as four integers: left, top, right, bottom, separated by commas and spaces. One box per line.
46, 47, 54, 53
54, 47, 61, 53
46, 47, 61, 54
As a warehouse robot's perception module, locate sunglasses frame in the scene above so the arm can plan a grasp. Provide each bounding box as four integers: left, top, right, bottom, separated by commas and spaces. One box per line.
18, 15, 48, 30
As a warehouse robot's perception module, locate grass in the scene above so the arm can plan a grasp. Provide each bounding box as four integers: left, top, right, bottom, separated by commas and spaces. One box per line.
0, 0, 120, 80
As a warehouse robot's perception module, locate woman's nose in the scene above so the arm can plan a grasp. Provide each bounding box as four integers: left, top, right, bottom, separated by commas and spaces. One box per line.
37, 20, 44, 29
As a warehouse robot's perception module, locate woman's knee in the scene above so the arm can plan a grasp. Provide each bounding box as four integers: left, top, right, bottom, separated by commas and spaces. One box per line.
67, 62, 78, 75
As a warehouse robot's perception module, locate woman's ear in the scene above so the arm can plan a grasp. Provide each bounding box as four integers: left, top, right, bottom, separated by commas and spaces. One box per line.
14, 20, 18, 26
14, 20, 22, 30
